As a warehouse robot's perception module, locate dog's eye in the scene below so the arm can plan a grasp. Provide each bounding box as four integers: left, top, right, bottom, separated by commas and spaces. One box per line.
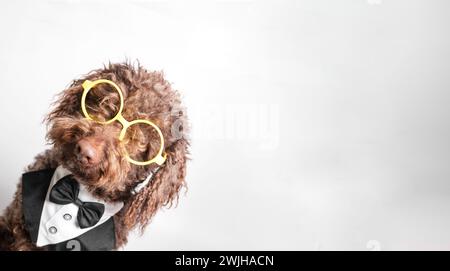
84, 84, 121, 122
121, 123, 160, 162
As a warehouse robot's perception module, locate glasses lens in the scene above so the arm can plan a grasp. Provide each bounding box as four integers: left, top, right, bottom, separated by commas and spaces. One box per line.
84, 82, 122, 122
122, 121, 162, 163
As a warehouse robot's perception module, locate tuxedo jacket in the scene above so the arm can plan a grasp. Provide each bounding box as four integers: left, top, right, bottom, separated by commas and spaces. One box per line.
22, 168, 118, 251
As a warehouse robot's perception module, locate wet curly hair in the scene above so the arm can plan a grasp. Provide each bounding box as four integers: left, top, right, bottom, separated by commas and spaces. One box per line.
0, 61, 189, 250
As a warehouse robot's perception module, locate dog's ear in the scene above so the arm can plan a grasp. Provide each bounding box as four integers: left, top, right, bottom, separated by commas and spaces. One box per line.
123, 138, 189, 232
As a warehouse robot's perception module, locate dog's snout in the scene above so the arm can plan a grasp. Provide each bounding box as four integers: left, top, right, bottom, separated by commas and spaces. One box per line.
75, 138, 103, 166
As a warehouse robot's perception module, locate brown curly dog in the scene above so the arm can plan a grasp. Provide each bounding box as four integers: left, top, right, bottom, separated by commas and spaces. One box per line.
0, 62, 189, 250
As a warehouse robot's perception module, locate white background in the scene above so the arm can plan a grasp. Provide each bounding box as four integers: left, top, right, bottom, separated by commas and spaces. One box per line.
1, 0, 450, 250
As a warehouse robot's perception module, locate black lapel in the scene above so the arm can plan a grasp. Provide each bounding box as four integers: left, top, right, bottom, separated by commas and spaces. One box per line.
22, 168, 56, 243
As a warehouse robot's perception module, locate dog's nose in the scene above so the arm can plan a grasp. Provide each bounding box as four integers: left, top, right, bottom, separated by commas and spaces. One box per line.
75, 138, 102, 165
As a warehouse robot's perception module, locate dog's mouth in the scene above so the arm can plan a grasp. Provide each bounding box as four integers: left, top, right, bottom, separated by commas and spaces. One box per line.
61, 148, 103, 183
61, 136, 107, 179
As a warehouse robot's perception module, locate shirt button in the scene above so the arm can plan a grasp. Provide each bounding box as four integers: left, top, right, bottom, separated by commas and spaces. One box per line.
63, 213, 72, 221
49, 226, 57, 234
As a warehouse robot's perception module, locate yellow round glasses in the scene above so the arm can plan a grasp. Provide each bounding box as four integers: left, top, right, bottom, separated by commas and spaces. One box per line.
81, 79, 166, 166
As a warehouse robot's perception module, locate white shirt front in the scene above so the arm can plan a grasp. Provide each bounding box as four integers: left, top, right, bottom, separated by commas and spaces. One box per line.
36, 166, 123, 247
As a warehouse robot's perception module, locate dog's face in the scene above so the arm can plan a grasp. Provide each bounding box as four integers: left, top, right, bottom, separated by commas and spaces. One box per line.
45, 63, 188, 230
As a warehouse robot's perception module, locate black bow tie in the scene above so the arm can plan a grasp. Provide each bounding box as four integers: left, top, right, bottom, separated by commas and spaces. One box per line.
49, 175, 105, 229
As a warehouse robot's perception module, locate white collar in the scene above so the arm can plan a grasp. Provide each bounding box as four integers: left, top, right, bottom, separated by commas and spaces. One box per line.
36, 165, 123, 247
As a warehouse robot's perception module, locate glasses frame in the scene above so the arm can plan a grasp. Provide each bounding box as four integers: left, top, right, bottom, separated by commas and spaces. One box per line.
81, 79, 166, 166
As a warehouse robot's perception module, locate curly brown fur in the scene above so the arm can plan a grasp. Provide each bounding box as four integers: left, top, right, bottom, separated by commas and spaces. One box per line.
0, 62, 189, 250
